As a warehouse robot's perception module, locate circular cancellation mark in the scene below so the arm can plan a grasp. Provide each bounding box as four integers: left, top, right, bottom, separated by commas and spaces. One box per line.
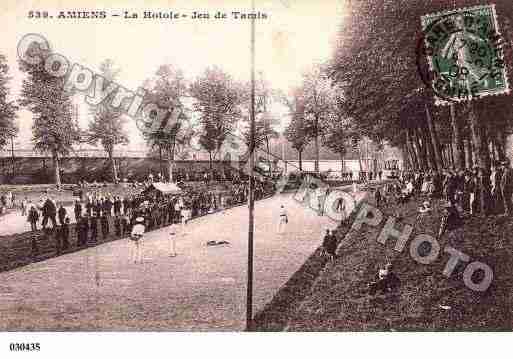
416, 7, 507, 105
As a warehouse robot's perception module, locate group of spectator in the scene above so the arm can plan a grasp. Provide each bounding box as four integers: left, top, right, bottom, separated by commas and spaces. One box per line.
358, 170, 384, 182
21, 175, 276, 257
0, 191, 15, 215
396, 159, 513, 216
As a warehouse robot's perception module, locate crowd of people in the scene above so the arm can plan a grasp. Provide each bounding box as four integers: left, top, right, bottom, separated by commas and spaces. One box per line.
0, 191, 15, 215
18, 172, 276, 258
393, 159, 513, 217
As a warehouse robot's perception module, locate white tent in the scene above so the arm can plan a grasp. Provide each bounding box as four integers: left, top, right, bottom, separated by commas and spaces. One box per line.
145, 182, 183, 195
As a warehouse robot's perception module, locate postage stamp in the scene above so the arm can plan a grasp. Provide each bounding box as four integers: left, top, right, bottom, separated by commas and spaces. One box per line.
418, 4, 510, 105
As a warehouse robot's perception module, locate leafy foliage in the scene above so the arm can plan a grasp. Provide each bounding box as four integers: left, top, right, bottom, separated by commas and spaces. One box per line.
87, 59, 129, 156
190, 67, 243, 160
0, 54, 18, 150
19, 45, 79, 159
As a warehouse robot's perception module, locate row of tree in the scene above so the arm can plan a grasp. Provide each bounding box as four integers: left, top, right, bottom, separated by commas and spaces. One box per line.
327, 0, 513, 173
0, 47, 287, 184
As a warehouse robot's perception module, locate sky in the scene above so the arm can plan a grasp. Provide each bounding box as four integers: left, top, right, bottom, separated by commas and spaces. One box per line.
0, 0, 348, 151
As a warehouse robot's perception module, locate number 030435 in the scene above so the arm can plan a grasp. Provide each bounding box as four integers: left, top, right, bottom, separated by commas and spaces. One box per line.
9, 343, 40, 352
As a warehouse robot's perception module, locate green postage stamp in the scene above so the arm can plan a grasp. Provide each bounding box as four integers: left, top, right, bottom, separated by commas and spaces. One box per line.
420, 4, 509, 105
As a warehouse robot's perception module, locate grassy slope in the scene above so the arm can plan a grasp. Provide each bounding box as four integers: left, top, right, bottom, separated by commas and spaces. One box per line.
280, 197, 513, 331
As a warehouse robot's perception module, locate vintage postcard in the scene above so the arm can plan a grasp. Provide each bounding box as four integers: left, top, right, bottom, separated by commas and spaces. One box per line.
0, 0, 511, 357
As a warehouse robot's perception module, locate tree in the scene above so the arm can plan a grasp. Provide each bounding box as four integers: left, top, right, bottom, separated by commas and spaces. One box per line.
299, 65, 336, 173
322, 98, 355, 172
19, 45, 79, 185
0, 54, 18, 152
190, 67, 243, 169
284, 90, 310, 171
87, 59, 128, 183
140, 64, 191, 182
329, 0, 513, 172
240, 74, 280, 175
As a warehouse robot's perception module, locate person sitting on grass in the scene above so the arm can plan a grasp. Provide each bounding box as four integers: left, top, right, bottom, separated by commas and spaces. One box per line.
437, 200, 463, 240
369, 262, 400, 296
418, 200, 432, 214
322, 229, 337, 263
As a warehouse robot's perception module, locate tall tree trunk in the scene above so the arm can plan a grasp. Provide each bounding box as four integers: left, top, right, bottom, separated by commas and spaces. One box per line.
496, 133, 506, 161
440, 145, 446, 168
314, 116, 320, 173
468, 104, 489, 169
481, 123, 491, 169
412, 129, 426, 170
401, 143, 412, 170
109, 149, 118, 183
358, 144, 364, 174
42, 158, 47, 180
498, 131, 507, 160
53, 150, 61, 186
159, 147, 163, 178
464, 138, 473, 169
425, 104, 443, 170
265, 136, 272, 177
168, 144, 176, 183
448, 142, 455, 169
422, 125, 435, 170
405, 130, 418, 170
298, 150, 303, 171
450, 104, 465, 171
489, 139, 496, 163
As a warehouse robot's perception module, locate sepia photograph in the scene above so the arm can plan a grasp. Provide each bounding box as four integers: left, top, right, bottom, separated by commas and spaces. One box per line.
0, 0, 512, 357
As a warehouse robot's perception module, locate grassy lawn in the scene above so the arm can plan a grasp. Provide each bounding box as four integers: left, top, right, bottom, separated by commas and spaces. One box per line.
256, 195, 513, 331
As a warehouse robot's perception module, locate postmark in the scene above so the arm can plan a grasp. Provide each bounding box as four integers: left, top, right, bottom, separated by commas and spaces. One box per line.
416, 4, 509, 105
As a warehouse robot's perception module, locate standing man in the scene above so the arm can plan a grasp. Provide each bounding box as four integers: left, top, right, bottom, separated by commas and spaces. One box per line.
42, 196, 57, 229
316, 185, 327, 216
21, 196, 28, 216
27, 204, 39, 232
130, 217, 145, 264
277, 205, 288, 234
375, 188, 382, 208
500, 159, 513, 216
169, 221, 179, 257
76, 213, 88, 247
113, 196, 122, 216
90, 213, 99, 244
74, 200, 82, 222
57, 203, 67, 226
100, 212, 110, 239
